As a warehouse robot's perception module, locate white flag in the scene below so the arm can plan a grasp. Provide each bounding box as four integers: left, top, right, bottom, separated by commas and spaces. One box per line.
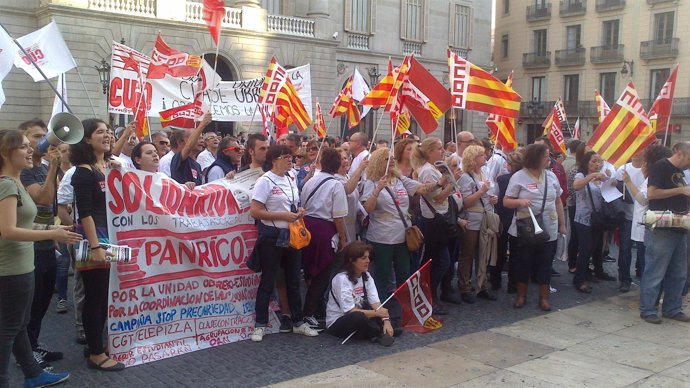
14, 21, 76, 82
0, 27, 16, 108
352, 68, 371, 118
51, 73, 67, 116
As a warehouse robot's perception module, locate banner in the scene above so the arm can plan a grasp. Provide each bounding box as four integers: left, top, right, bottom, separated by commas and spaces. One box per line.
106, 168, 279, 367
51, 73, 67, 116
14, 21, 76, 82
108, 42, 312, 121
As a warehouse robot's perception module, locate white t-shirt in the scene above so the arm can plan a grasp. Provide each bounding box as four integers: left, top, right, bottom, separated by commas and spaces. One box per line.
458, 172, 494, 231
117, 154, 135, 170
336, 173, 359, 243
417, 162, 448, 218
631, 177, 648, 242
486, 151, 509, 186
252, 171, 299, 229
614, 163, 643, 221
300, 171, 348, 221
574, 172, 604, 227
206, 165, 226, 183
506, 169, 562, 241
349, 150, 369, 176
197, 149, 216, 172
57, 166, 79, 221
361, 176, 420, 244
159, 151, 175, 177
326, 272, 380, 328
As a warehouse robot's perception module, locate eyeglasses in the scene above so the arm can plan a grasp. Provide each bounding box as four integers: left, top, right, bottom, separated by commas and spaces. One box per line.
157, 141, 170, 146
279, 154, 293, 160
308, 147, 319, 152
224, 147, 244, 153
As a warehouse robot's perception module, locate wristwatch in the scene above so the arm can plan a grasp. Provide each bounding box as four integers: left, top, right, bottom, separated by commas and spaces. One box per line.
90, 244, 105, 251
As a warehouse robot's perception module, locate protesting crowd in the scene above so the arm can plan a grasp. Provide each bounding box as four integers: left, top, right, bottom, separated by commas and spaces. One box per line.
2, 113, 690, 388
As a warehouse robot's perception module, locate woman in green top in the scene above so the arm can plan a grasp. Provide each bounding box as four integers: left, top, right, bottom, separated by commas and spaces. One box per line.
0, 129, 81, 388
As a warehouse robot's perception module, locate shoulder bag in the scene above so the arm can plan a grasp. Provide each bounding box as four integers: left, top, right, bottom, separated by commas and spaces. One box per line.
516, 173, 550, 245
384, 186, 424, 252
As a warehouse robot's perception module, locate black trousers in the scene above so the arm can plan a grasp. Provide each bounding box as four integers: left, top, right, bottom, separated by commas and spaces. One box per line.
81, 269, 110, 355
327, 311, 382, 340
27, 247, 56, 349
515, 240, 556, 285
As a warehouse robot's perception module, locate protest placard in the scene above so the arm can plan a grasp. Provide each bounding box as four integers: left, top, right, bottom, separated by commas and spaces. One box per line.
105, 168, 278, 367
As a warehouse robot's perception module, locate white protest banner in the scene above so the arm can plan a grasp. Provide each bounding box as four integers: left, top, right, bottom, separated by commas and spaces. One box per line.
108, 41, 312, 122
14, 21, 76, 82
51, 73, 67, 116
106, 167, 279, 367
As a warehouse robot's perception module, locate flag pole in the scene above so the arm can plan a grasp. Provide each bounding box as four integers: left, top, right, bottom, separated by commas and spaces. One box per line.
209, 31, 221, 113
74, 68, 98, 117
662, 100, 675, 147
0, 23, 71, 113
383, 114, 399, 177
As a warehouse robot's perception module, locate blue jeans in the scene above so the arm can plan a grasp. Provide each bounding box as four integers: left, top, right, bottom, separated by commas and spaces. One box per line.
617, 219, 633, 285
640, 228, 689, 317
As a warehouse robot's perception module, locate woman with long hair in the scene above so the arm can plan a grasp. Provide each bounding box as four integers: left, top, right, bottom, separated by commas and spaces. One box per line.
457, 144, 499, 303
0, 129, 80, 387
336, 148, 367, 243
361, 148, 436, 303
70, 119, 125, 371
504, 144, 566, 311
410, 138, 454, 313
571, 151, 609, 293
249, 145, 319, 342
325, 241, 396, 346
394, 138, 417, 178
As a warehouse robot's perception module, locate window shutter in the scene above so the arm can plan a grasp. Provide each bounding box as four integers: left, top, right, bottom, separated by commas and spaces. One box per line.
369, 0, 377, 35
423, 0, 429, 43
400, 0, 408, 40
344, 0, 352, 32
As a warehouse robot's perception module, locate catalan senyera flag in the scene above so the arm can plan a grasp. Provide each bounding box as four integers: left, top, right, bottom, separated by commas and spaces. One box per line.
360, 56, 411, 112
588, 82, 656, 168
330, 76, 361, 128
394, 108, 411, 136
542, 99, 568, 136
392, 260, 442, 333
485, 72, 517, 151
147, 33, 203, 80
448, 49, 521, 118
595, 90, 611, 125
133, 88, 150, 138
273, 77, 311, 132
648, 64, 678, 134
258, 57, 288, 106
543, 104, 567, 154
160, 100, 203, 129
203, 0, 225, 46
313, 102, 326, 138
402, 56, 452, 134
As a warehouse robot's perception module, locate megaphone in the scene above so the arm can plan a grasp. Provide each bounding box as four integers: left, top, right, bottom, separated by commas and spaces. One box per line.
528, 207, 544, 234
38, 113, 84, 153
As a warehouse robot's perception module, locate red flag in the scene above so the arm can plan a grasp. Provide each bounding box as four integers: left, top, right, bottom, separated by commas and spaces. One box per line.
403, 57, 452, 134
203, 0, 225, 46
133, 88, 150, 138
147, 33, 203, 80
543, 104, 567, 154
392, 261, 441, 333
160, 100, 203, 129
649, 64, 678, 134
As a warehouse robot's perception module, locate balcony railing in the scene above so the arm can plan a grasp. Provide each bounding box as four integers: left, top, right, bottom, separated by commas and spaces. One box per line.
267, 14, 315, 37
640, 38, 679, 60
526, 4, 552, 21
522, 51, 551, 69
403, 41, 422, 56
595, 0, 625, 11
346, 33, 370, 50
520, 98, 690, 120
590, 44, 624, 64
647, 0, 673, 4
88, 0, 156, 17
559, 1, 586, 17
555, 47, 586, 66
450, 47, 470, 59
186, 2, 241, 28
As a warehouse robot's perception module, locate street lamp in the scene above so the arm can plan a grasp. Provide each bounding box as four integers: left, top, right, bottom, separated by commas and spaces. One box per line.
94, 58, 111, 95
621, 60, 634, 78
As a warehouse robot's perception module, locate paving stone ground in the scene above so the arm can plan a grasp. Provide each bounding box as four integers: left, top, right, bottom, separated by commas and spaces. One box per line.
9, 259, 678, 387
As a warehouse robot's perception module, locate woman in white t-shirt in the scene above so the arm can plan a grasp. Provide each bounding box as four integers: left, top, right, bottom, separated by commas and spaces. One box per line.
249, 145, 319, 342
504, 144, 565, 311
572, 151, 609, 293
336, 148, 367, 243
411, 138, 454, 314
457, 144, 499, 303
326, 241, 396, 346
360, 148, 436, 302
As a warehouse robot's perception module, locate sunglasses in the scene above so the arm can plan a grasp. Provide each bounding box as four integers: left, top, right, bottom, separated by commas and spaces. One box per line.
157, 141, 170, 146
224, 147, 244, 153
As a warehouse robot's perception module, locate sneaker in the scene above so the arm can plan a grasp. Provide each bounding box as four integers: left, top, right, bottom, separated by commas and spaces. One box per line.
303, 316, 325, 332
55, 299, 68, 314
603, 255, 616, 263
250, 327, 266, 342
23, 370, 69, 388
75, 330, 87, 345
31, 351, 53, 371
641, 314, 662, 324
279, 314, 292, 333
293, 322, 319, 337
663, 312, 690, 323
34, 345, 63, 362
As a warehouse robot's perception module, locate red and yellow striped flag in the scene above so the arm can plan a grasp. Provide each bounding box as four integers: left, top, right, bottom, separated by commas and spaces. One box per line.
541, 99, 568, 136
588, 82, 655, 168
360, 56, 411, 112
395, 109, 411, 136
543, 104, 567, 154
485, 72, 517, 151
595, 90, 611, 125
314, 102, 326, 138
273, 77, 311, 132
330, 76, 361, 128
448, 49, 521, 118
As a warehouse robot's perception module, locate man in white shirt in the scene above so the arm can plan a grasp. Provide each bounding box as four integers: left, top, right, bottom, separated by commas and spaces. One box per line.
151, 131, 171, 158
159, 130, 184, 177
114, 126, 137, 170
348, 132, 369, 175
450, 131, 476, 174
197, 131, 219, 173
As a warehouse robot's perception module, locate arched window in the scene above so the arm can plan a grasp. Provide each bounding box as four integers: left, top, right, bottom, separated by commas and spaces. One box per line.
203, 54, 237, 137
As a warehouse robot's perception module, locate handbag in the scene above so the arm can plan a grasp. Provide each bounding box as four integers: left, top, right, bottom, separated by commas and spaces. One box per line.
384, 187, 424, 251
288, 218, 311, 250
420, 194, 459, 236
586, 183, 621, 230
516, 173, 550, 245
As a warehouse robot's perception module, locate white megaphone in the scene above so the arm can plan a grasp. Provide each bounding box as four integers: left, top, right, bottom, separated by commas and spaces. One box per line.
528, 207, 544, 234
38, 112, 84, 153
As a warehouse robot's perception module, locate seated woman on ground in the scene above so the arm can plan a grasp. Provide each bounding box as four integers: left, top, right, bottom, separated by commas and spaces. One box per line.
325, 241, 398, 346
